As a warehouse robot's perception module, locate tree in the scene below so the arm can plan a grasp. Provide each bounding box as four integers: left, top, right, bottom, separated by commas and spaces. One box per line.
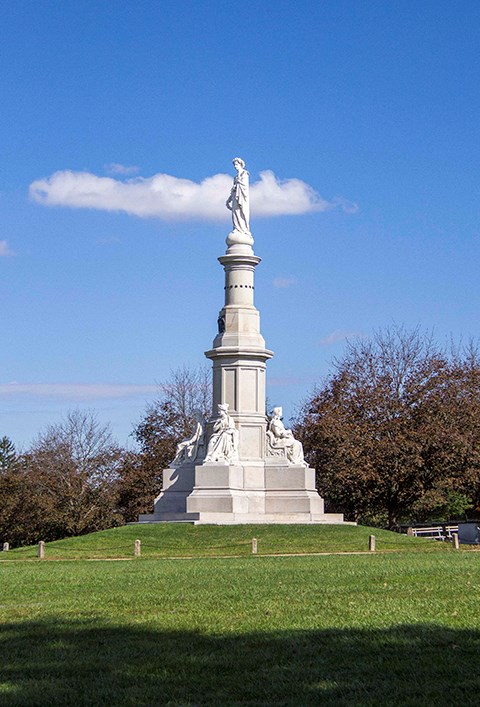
0, 437, 37, 547
115, 450, 153, 523
117, 365, 212, 519
16, 410, 123, 542
0, 464, 31, 547
435, 342, 480, 515
0, 436, 17, 473
295, 326, 460, 529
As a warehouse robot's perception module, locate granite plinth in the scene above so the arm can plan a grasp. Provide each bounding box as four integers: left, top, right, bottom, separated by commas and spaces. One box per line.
138, 462, 345, 525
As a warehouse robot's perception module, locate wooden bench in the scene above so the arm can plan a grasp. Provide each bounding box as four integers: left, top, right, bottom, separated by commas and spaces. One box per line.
411, 526, 444, 540
409, 525, 459, 541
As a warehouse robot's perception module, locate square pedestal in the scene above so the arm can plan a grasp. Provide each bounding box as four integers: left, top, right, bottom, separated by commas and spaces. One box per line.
138, 462, 345, 525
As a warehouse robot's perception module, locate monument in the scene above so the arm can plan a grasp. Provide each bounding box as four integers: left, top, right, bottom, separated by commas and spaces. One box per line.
139, 159, 344, 524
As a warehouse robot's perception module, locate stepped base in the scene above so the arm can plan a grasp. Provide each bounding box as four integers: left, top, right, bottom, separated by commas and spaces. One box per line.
137, 462, 347, 525
138, 514, 345, 524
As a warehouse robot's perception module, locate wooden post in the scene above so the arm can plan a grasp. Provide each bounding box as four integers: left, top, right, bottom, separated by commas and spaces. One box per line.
38, 541, 45, 559
134, 539, 141, 557
3, 542, 9, 552
369, 535, 376, 552
252, 538, 257, 554
406, 527, 414, 536
452, 533, 459, 550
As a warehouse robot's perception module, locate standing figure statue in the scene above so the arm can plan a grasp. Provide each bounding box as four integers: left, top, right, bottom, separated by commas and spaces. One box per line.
267, 407, 306, 466
170, 410, 205, 467
204, 403, 239, 463
226, 158, 254, 248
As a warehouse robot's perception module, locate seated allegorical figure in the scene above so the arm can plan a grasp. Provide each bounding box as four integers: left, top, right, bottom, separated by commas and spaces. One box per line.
204, 403, 239, 463
170, 409, 205, 467
266, 406, 306, 466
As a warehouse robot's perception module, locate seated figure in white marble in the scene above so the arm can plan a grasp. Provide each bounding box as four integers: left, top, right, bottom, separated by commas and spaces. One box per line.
170, 409, 205, 467
204, 403, 239, 463
267, 406, 306, 466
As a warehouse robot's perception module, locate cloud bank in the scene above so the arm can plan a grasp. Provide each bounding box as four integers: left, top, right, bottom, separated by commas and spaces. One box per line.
29, 168, 353, 221
0, 383, 158, 401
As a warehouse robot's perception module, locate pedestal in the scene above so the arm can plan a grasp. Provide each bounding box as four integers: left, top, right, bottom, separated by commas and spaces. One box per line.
138, 466, 199, 523
139, 462, 344, 525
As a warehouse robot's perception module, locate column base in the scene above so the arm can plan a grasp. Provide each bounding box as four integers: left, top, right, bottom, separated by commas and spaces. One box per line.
138, 463, 346, 525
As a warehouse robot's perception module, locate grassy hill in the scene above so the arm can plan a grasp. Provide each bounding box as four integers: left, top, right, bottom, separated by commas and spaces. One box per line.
0, 522, 449, 561
2, 524, 476, 705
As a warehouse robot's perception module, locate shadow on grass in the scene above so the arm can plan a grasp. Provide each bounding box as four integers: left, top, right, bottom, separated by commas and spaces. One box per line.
0, 620, 479, 706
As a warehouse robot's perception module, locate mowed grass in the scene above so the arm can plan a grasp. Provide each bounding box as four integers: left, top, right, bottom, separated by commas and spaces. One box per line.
1, 526, 479, 705
0, 553, 479, 705
0, 522, 450, 561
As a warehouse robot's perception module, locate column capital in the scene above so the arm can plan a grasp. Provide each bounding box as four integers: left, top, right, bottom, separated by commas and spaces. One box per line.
218, 253, 261, 269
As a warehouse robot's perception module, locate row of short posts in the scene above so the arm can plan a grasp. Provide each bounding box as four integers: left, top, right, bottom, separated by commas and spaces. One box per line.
4, 532, 460, 560
31, 538, 256, 558
8, 536, 377, 558
34, 540, 143, 560
132, 533, 460, 554
8, 536, 375, 557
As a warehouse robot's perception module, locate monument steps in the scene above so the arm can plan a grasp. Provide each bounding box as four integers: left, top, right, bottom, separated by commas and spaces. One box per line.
137, 514, 347, 525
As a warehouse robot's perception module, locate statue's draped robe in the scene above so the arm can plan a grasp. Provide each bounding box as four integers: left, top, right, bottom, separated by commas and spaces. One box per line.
171, 419, 204, 467
205, 414, 239, 462
231, 169, 250, 235
268, 418, 305, 465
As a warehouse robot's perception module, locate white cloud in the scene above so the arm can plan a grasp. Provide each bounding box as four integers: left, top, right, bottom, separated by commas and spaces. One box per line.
252, 170, 330, 216
104, 163, 140, 176
0, 383, 158, 400
29, 168, 348, 221
0, 240, 15, 256
272, 277, 297, 288
319, 330, 361, 346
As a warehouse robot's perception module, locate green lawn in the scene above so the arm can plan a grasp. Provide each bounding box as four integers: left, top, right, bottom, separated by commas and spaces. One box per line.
1, 525, 478, 705
0, 522, 449, 561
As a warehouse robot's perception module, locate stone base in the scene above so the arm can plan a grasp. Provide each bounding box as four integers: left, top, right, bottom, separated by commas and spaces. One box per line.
138, 464, 200, 523
138, 462, 345, 525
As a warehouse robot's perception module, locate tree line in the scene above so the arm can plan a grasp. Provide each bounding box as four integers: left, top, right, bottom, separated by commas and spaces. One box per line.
0, 367, 211, 547
1, 327, 480, 546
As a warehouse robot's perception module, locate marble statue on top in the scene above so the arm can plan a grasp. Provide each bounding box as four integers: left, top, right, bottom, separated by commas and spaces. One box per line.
226, 157, 254, 249
204, 403, 240, 463
170, 410, 205, 467
266, 406, 306, 466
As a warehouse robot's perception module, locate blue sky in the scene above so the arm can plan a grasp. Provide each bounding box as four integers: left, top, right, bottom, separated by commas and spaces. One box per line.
2, 0, 480, 448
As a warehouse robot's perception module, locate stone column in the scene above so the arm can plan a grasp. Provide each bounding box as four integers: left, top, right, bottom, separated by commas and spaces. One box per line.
204, 249, 273, 462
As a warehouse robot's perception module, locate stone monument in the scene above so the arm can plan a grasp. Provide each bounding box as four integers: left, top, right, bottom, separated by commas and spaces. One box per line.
139, 159, 344, 524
